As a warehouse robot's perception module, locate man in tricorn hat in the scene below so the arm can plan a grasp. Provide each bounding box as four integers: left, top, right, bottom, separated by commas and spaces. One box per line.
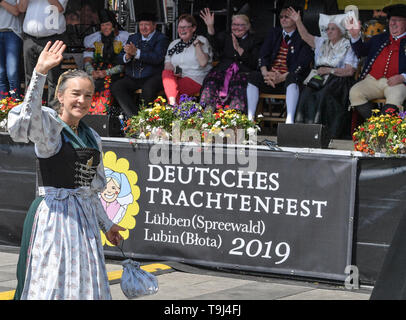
111, 12, 169, 117
348, 4, 406, 120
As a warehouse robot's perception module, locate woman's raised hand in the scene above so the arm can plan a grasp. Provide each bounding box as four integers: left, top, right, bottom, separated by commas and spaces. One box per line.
345, 16, 361, 39
200, 8, 214, 26
287, 7, 300, 22
200, 8, 215, 35
35, 40, 66, 75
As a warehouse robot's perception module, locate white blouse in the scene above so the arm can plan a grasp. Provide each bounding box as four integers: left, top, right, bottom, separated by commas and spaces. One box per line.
314, 36, 358, 69
165, 35, 213, 85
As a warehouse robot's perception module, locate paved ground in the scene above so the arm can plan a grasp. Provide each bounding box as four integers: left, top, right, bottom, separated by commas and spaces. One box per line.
0, 246, 371, 301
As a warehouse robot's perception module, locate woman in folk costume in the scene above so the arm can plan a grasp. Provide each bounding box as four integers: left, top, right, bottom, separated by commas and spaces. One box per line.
83, 9, 129, 114
198, 8, 260, 112
291, 7, 359, 139
162, 13, 213, 105
8, 41, 125, 300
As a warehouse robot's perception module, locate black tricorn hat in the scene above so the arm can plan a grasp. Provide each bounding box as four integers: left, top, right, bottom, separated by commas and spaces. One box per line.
137, 12, 157, 22
98, 9, 118, 25
383, 4, 406, 19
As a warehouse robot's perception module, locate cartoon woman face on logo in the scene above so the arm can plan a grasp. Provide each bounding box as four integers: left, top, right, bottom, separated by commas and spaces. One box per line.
99, 151, 140, 246
101, 177, 121, 204
99, 168, 134, 225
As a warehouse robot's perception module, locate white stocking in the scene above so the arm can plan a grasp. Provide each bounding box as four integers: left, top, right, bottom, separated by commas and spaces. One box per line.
285, 83, 299, 124
246, 83, 259, 121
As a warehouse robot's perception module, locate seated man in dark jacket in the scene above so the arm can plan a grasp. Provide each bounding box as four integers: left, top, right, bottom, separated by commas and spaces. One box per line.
111, 12, 169, 117
348, 4, 406, 120
246, 6, 313, 122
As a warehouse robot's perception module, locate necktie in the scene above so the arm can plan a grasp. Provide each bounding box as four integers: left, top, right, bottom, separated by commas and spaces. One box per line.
284, 34, 291, 43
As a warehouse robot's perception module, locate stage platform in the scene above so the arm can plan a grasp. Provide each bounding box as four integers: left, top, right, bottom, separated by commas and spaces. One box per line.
1, 132, 405, 286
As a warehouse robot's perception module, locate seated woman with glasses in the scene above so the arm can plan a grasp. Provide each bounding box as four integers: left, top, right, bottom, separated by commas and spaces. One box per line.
290, 7, 358, 139
162, 13, 213, 105
198, 8, 261, 112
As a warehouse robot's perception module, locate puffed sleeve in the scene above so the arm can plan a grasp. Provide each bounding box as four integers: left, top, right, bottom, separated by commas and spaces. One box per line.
83, 32, 100, 60
343, 46, 359, 69
90, 128, 114, 232
198, 35, 213, 63
118, 30, 129, 45
7, 70, 63, 158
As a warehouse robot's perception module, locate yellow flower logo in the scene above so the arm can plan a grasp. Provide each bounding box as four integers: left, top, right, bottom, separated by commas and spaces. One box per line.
100, 151, 140, 246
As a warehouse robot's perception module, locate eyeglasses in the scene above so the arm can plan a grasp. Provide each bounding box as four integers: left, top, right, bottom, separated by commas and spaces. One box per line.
279, 15, 290, 19
231, 23, 247, 28
178, 25, 193, 30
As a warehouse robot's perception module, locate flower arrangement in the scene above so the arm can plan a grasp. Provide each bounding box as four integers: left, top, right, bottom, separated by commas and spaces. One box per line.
89, 76, 112, 115
0, 95, 21, 129
124, 94, 261, 144
353, 108, 406, 155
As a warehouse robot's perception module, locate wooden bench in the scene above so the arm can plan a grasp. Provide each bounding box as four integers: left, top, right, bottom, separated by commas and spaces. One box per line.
256, 93, 287, 126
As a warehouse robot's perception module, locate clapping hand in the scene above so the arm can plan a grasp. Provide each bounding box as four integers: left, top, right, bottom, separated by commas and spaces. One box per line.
231, 33, 244, 56
124, 42, 137, 59
35, 40, 66, 75
92, 70, 107, 79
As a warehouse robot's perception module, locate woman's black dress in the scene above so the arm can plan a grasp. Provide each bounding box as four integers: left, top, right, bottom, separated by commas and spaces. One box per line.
199, 31, 260, 111
295, 74, 354, 139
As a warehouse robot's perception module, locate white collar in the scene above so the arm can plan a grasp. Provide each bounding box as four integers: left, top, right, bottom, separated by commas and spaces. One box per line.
282, 29, 295, 37
142, 30, 156, 41
392, 31, 406, 41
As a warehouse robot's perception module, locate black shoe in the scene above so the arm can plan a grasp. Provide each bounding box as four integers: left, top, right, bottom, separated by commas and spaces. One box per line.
355, 102, 373, 121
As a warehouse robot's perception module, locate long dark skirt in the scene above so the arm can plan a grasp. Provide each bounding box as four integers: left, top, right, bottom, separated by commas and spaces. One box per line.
295, 75, 354, 139
199, 70, 249, 112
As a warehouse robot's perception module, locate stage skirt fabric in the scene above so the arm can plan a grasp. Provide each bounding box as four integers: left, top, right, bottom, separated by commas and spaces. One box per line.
199, 70, 249, 112
370, 209, 406, 300
294, 75, 354, 139
19, 187, 112, 300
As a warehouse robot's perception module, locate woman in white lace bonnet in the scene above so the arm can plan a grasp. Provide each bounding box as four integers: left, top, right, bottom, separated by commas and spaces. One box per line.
288, 7, 359, 139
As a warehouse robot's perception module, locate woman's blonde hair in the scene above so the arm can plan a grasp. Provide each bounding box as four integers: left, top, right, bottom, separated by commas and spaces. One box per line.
231, 14, 251, 30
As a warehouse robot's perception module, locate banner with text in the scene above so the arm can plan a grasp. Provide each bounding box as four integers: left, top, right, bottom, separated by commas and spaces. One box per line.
101, 141, 358, 281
